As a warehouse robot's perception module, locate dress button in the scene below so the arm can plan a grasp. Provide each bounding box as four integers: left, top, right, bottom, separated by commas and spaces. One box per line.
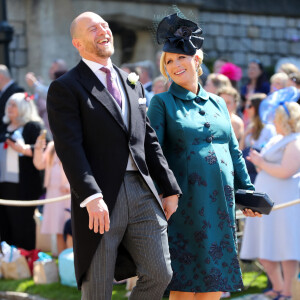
206, 136, 212, 143
199, 110, 205, 115
195, 96, 201, 103
204, 122, 210, 128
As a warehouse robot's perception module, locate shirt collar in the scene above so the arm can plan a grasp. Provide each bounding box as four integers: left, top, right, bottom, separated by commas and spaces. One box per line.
82, 58, 114, 75
169, 82, 209, 101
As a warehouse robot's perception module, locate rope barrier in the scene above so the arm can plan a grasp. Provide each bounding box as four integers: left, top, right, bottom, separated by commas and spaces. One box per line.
0, 194, 70, 206
0, 193, 300, 215
236, 198, 300, 219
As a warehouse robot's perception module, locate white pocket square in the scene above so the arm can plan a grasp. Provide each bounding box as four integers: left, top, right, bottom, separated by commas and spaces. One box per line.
138, 98, 147, 105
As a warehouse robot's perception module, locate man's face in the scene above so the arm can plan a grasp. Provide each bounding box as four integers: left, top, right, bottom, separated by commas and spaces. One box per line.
74, 13, 114, 61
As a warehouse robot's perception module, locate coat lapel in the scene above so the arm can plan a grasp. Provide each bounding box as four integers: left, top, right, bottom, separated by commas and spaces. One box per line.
77, 61, 128, 134
114, 66, 140, 138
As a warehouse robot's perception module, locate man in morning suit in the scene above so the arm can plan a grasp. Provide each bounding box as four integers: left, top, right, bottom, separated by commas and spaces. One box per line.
47, 12, 181, 300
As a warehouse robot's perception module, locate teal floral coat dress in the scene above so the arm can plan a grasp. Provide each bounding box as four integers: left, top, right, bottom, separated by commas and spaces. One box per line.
147, 82, 254, 293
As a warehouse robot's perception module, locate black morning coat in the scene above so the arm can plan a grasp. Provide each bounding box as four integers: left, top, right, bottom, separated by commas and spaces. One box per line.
47, 60, 181, 288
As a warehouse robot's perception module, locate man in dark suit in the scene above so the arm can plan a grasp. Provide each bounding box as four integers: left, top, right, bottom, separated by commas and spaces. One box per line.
0, 65, 24, 127
47, 12, 181, 300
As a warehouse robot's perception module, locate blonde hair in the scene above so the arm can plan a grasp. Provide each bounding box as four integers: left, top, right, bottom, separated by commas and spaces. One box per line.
207, 73, 232, 90
3, 93, 43, 126
217, 86, 240, 104
279, 63, 299, 76
160, 49, 204, 80
270, 72, 289, 86
275, 102, 300, 135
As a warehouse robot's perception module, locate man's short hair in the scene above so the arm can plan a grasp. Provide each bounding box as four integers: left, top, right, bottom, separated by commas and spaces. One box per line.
0, 65, 11, 79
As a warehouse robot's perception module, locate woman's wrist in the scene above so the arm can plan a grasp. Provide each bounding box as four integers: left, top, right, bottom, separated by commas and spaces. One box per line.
22, 144, 32, 156
257, 158, 264, 169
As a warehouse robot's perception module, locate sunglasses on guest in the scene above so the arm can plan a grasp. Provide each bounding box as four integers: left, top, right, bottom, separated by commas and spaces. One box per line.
246, 104, 253, 109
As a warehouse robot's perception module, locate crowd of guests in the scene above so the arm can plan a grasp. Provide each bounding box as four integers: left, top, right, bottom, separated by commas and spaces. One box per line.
0, 37, 300, 299
0, 61, 71, 256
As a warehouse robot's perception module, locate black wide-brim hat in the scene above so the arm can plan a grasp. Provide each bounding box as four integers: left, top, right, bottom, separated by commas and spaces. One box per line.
156, 13, 204, 55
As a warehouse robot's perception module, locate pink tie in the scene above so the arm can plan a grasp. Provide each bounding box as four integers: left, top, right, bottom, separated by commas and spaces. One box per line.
100, 67, 122, 108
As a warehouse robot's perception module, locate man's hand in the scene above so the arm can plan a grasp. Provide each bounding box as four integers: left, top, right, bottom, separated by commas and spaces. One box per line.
162, 195, 179, 220
25, 72, 38, 87
86, 198, 110, 234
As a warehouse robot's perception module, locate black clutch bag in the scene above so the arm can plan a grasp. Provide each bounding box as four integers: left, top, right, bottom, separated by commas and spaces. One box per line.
235, 189, 274, 215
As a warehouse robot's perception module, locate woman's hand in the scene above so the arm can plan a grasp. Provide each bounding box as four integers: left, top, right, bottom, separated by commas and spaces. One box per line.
6, 139, 33, 156
6, 139, 25, 153
246, 148, 264, 169
162, 195, 178, 220
34, 133, 47, 151
242, 208, 262, 218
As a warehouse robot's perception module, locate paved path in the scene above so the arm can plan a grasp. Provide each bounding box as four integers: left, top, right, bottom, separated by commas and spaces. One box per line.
0, 292, 46, 300
232, 294, 273, 300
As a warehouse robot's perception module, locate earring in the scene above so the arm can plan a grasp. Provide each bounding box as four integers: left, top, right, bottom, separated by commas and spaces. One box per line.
167, 72, 172, 82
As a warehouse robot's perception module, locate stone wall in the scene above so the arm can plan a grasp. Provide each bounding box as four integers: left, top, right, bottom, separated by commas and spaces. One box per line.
3, 0, 300, 88
201, 11, 300, 74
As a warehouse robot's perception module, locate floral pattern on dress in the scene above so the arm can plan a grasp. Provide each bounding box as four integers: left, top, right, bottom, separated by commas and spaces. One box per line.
205, 151, 217, 165
188, 173, 207, 187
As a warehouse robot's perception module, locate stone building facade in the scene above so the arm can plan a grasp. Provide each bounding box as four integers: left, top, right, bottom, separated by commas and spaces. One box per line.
4, 0, 300, 88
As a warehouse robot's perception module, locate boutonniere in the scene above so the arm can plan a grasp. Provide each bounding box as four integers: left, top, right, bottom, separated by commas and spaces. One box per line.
128, 72, 139, 85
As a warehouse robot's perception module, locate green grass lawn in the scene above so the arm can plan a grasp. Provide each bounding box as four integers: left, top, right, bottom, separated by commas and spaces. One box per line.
0, 271, 267, 299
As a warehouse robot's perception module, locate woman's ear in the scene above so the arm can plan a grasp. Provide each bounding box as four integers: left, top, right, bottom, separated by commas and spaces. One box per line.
194, 55, 200, 69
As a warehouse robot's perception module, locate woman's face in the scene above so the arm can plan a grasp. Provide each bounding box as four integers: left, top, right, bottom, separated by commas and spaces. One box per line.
247, 62, 262, 80
204, 78, 216, 93
152, 80, 167, 95
164, 52, 198, 90
245, 99, 255, 118
287, 78, 296, 87
220, 93, 236, 114
6, 100, 19, 121
270, 79, 284, 93
274, 117, 284, 135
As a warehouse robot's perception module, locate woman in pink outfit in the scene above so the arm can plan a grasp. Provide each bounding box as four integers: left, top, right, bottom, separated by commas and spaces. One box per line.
33, 133, 71, 255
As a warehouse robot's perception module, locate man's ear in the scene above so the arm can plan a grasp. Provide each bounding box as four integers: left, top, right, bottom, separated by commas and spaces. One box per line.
72, 38, 81, 50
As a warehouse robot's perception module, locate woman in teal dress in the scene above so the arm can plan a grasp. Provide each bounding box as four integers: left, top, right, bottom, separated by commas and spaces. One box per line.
147, 13, 260, 300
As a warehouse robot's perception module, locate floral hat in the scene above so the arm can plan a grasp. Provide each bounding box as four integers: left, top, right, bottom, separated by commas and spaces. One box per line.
156, 13, 204, 55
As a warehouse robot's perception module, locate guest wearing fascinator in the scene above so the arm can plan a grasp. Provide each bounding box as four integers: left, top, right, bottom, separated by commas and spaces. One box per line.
240, 102, 300, 300
219, 62, 242, 89
148, 12, 260, 300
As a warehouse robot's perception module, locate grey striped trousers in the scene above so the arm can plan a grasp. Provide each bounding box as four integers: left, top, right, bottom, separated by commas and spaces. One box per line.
81, 171, 172, 300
